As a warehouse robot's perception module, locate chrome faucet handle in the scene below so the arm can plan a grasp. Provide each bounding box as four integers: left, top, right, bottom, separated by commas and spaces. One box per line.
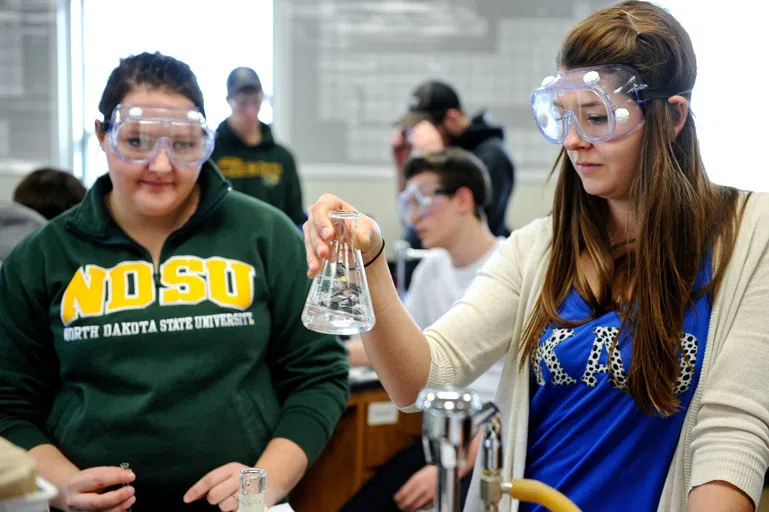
477, 404, 504, 511
472, 402, 501, 437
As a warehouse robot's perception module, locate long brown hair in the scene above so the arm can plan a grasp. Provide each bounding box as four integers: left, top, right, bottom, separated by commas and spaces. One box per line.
519, 1, 746, 416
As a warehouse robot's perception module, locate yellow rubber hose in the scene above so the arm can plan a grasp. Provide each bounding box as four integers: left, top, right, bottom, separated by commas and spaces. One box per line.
505, 479, 582, 512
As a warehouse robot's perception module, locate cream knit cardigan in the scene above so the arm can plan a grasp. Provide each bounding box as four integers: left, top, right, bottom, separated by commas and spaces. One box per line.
415, 192, 769, 511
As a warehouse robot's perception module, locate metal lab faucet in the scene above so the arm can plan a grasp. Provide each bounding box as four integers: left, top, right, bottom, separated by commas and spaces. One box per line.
417, 387, 581, 512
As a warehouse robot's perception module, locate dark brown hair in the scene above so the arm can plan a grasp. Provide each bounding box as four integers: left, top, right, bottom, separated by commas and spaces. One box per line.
13, 167, 86, 220
519, 1, 746, 416
98, 52, 205, 133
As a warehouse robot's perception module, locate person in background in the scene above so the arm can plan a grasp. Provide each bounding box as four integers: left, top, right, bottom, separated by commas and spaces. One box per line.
392, 80, 515, 246
344, 148, 505, 512
0, 201, 45, 262
1, 166, 81, 263
13, 167, 87, 220
305, 2, 769, 511
211, 67, 306, 226
0, 52, 349, 512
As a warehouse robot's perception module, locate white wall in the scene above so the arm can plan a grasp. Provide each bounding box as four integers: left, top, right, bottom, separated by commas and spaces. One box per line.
657, 0, 767, 192
0, 174, 21, 202
273, 0, 570, 254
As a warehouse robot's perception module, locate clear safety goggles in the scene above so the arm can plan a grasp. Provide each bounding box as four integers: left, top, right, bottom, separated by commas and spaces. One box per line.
105, 104, 215, 167
531, 65, 675, 145
397, 183, 454, 224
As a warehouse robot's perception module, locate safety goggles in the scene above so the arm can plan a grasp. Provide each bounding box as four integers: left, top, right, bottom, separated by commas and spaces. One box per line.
231, 91, 263, 108
397, 183, 454, 224
105, 104, 215, 167
531, 65, 675, 145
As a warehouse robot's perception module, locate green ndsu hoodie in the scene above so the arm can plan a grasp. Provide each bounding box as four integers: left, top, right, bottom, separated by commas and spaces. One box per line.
0, 163, 349, 510
212, 120, 305, 226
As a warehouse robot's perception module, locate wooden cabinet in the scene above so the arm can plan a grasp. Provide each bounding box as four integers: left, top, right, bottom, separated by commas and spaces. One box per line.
290, 386, 422, 511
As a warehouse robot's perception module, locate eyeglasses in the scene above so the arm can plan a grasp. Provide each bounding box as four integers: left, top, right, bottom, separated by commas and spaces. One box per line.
531, 64, 673, 144
397, 183, 455, 224
106, 104, 214, 167
231, 93, 263, 109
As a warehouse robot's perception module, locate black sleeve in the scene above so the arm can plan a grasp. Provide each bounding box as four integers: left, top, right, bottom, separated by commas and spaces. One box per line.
475, 141, 515, 237
282, 151, 307, 226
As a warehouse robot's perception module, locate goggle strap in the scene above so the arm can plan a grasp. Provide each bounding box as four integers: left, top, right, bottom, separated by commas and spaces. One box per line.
636, 87, 687, 103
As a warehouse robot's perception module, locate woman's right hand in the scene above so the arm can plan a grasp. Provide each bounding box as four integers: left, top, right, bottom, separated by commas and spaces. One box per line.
65, 466, 135, 512
304, 194, 383, 278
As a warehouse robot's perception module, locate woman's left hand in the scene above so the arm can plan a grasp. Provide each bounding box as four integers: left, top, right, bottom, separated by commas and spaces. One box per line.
183, 462, 248, 511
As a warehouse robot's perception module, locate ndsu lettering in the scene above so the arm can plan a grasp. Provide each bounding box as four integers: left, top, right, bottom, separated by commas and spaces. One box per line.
61, 256, 256, 325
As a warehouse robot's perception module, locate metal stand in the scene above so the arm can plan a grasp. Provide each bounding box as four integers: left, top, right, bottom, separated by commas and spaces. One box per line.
392, 239, 431, 298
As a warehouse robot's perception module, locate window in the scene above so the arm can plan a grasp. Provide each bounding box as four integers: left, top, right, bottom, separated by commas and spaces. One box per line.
656, 1, 766, 191
71, 0, 273, 186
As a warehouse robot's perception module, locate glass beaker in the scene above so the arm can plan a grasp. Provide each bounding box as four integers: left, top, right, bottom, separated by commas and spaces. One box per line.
239, 468, 267, 512
301, 210, 376, 335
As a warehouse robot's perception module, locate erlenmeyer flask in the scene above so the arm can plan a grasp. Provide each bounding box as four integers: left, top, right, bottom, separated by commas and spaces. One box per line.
302, 210, 376, 335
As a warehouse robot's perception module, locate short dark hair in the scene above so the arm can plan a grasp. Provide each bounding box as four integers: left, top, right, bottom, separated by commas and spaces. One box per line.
396, 81, 462, 127
403, 148, 491, 219
13, 167, 87, 220
98, 52, 205, 134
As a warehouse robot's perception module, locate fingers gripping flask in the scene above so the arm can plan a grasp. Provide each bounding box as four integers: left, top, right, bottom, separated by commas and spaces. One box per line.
301, 210, 375, 335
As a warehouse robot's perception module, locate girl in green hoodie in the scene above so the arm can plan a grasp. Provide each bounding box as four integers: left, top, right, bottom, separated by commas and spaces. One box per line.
0, 52, 349, 512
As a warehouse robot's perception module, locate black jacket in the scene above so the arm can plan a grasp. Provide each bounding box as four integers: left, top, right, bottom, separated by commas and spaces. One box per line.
451, 112, 515, 238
